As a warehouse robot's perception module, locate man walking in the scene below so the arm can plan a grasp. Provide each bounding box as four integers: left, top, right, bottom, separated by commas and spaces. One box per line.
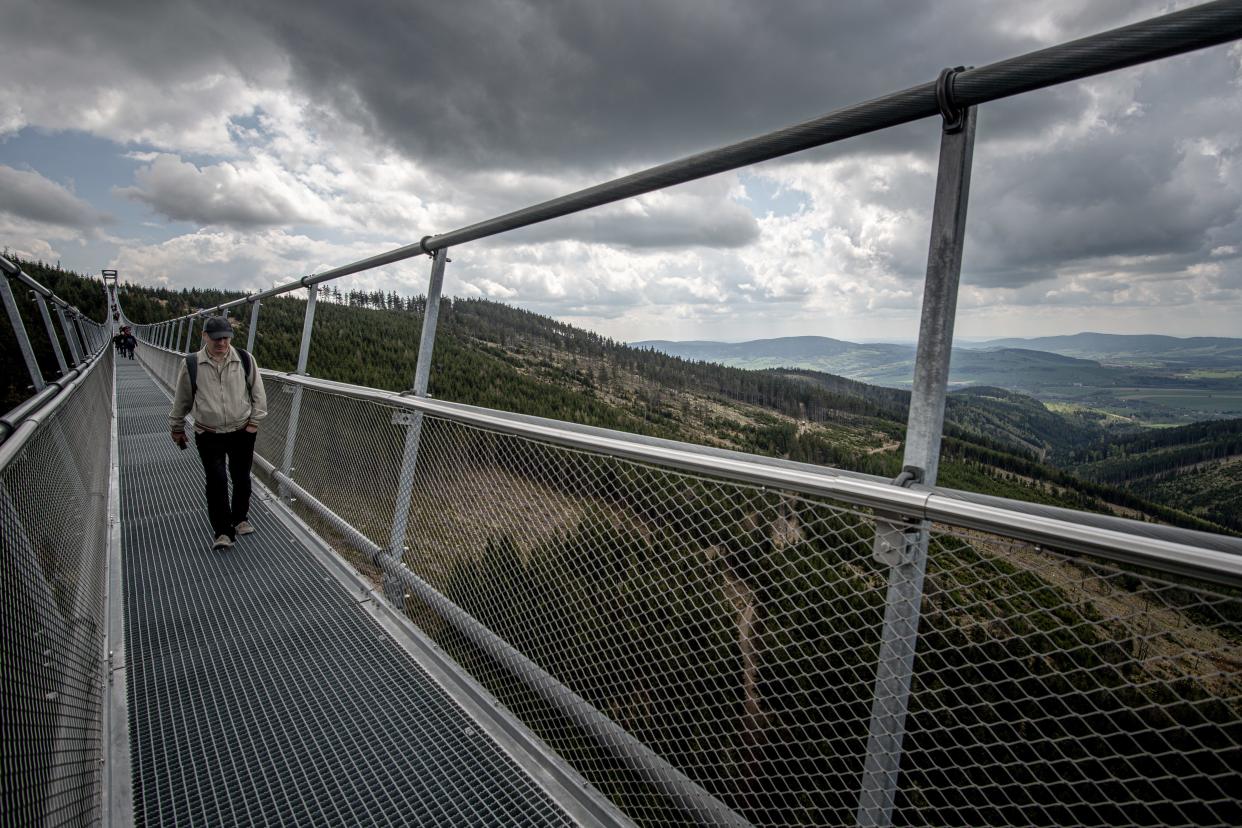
121, 326, 137, 359
169, 316, 267, 550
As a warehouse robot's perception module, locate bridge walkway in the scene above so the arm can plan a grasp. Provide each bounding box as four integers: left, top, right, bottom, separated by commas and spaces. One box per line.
114, 358, 598, 826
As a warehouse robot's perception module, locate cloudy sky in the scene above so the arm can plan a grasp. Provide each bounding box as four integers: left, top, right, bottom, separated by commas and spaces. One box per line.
2, 0, 1239, 343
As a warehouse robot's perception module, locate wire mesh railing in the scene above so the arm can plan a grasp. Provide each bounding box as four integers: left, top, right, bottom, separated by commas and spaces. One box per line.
128, 335, 1242, 826
372, 396, 1242, 827
0, 346, 114, 825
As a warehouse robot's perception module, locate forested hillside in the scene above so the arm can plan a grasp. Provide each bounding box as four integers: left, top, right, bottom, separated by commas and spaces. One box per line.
1069, 418, 1242, 530
4, 261, 1235, 535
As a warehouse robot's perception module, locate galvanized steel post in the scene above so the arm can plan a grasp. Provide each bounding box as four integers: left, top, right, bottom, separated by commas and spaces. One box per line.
1, 272, 45, 392
856, 104, 976, 828
184, 317, 196, 353
246, 298, 260, 354
55, 304, 83, 365
71, 313, 89, 357
33, 292, 69, 375
386, 248, 448, 561
280, 286, 318, 496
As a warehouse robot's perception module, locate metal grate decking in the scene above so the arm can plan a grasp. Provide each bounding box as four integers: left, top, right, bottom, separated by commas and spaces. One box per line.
115, 359, 581, 826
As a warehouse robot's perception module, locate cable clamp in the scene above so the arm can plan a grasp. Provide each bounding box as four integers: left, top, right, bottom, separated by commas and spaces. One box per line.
892, 465, 924, 488
873, 465, 924, 565
936, 66, 966, 134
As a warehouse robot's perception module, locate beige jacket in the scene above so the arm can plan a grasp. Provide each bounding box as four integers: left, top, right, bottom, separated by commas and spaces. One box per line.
169, 346, 268, 434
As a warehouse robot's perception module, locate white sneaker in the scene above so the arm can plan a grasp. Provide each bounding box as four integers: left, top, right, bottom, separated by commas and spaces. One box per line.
235, 520, 255, 536
213, 534, 234, 550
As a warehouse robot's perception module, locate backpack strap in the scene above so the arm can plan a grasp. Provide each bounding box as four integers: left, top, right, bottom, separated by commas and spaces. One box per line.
186, 353, 199, 401
236, 348, 254, 397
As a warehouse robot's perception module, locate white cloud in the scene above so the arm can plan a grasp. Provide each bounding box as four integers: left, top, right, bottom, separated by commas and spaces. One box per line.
116, 153, 327, 227
0, 165, 109, 228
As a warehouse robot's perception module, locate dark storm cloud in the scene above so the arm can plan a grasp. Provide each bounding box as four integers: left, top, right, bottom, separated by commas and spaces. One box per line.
6, 0, 279, 89
0, 165, 110, 228
226, 0, 1115, 173
963, 48, 1242, 288
8, 0, 1239, 300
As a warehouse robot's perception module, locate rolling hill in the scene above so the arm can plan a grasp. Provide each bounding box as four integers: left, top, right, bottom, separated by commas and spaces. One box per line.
636, 334, 1242, 425
963, 332, 1242, 370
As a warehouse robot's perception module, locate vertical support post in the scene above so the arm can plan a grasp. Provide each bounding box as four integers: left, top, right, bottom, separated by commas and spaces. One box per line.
34, 292, 69, 375
856, 104, 975, 828
279, 286, 318, 495
246, 298, 261, 354
184, 317, 196, 353
386, 248, 449, 562
0, 273, 45, 391
72, 314, 89, 356
56, 304, 83, 365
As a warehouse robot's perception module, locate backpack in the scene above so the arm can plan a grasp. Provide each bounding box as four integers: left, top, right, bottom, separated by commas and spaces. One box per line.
186, 348, 254, 402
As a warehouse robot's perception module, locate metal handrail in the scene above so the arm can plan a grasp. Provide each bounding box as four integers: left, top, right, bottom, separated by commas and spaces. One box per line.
144, 0, 1242, 321
134, 330, 1242, 587
272, 371, 1242, 588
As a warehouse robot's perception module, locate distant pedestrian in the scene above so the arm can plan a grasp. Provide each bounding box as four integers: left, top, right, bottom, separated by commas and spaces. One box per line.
169, 316, 268, 550
122, 328, 137, 359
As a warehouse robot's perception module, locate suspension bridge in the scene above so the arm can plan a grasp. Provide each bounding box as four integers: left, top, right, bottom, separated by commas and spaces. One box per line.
4, 3, 1242, 825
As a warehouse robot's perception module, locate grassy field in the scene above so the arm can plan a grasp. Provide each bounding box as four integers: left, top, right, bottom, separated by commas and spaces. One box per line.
1114, 388, 1242, 414
1038, 385, 1242, 426
1181, 368, 1242, 380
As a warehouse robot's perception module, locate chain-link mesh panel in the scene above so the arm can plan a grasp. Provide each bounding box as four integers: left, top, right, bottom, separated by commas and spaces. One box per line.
389, 413, 891, 826
1, 349, 113, 826
258, 376, 406, 582
240, 379, 1242, 827
898, 527, 1241, 827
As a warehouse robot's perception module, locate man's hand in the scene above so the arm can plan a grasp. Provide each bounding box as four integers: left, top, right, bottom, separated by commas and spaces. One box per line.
172, 431, 189, 449
244, 424, 258, 434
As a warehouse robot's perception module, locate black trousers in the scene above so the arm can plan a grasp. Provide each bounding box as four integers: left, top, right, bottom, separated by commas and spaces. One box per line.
194, 429, 256, 540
